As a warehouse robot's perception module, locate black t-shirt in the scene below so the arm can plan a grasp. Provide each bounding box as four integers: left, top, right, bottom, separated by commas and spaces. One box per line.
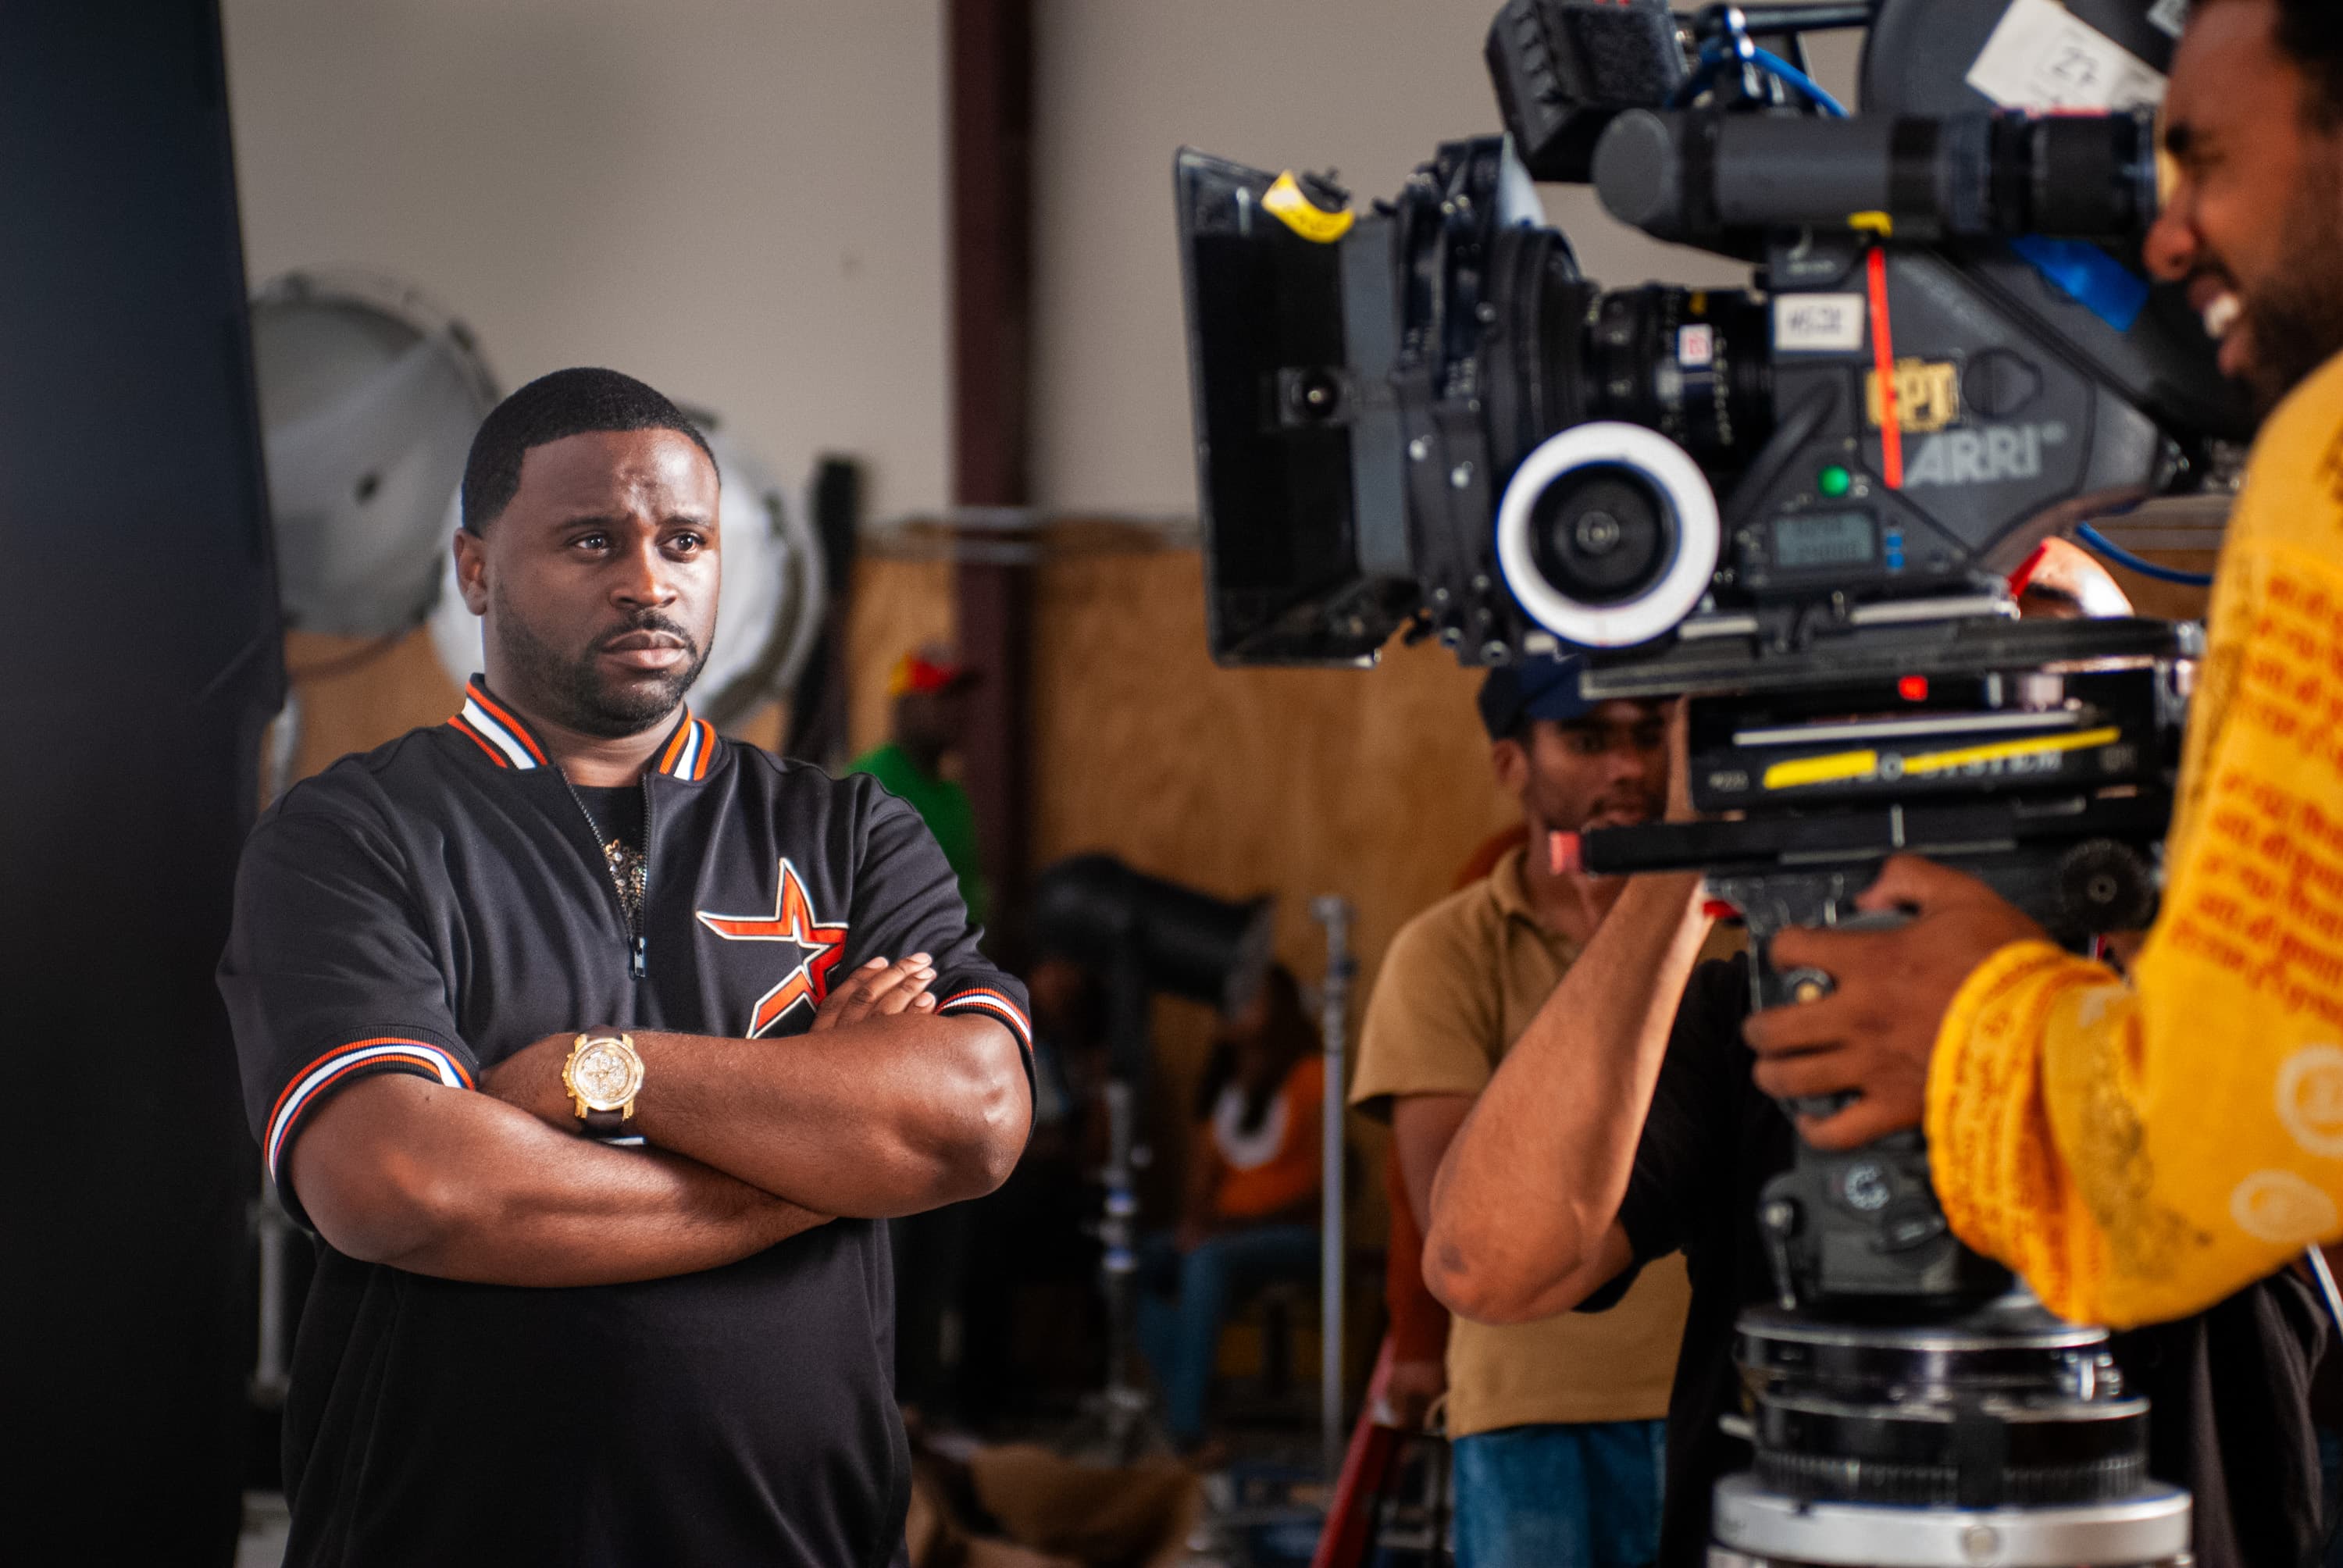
219, 682, 1032, 1568
1596, 957, 2327, 1568
573, 781, 647, 850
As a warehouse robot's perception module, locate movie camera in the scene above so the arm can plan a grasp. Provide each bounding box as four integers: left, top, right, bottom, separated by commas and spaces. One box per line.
1175, 2, 2248, 1562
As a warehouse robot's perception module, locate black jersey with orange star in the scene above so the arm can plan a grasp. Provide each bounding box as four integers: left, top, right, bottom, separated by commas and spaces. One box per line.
218, 678, 1031, 1568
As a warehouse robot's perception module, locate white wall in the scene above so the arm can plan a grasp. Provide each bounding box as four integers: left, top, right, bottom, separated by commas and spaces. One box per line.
223, 2, 1860, 527
221, 0, 949, 525
1031, 1, 1860, 515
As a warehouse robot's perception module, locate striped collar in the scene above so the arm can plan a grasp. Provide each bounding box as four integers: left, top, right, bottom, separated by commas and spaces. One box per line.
447, 677, 718, 782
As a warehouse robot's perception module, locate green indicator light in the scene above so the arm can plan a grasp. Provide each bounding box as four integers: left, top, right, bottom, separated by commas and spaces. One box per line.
1818, 465, 1853, 498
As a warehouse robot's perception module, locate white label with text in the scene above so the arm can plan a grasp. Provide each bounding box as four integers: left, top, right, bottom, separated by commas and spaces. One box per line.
1967, 0, 2168, 111
1774, 294, 1867, 354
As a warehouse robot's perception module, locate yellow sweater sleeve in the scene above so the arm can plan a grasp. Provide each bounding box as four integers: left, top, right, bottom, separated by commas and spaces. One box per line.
1927, 353, 2343, 1327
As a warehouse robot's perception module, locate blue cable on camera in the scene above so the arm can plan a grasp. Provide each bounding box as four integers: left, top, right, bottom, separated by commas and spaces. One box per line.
2074, 522, 2216, 587
1678, 43, 1849, 117
1739, 46, 1849, 117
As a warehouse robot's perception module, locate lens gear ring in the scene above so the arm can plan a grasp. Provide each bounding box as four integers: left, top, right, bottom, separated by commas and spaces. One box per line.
1494, 421, 1721, 648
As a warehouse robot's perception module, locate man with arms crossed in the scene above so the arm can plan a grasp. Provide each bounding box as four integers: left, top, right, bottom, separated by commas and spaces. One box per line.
221, 369, 1032, 1566
1733, 0, 2343, 1333
1351, 657, 1696, 1568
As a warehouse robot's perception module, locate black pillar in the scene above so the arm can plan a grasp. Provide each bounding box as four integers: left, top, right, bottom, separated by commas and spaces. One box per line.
3, 2, 281, 1560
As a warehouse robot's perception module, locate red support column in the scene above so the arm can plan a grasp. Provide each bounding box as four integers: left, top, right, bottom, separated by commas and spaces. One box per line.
947, 0, 1036, 942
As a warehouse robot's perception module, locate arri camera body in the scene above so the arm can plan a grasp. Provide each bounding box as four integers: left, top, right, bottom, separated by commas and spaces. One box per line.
1175, 2, 2248, 1563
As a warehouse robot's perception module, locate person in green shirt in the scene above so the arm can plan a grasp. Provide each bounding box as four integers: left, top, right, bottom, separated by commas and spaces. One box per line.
849, 647, 988, 928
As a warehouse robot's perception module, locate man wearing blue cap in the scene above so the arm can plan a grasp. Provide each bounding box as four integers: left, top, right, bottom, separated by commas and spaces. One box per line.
1351, 657, 1702, 1568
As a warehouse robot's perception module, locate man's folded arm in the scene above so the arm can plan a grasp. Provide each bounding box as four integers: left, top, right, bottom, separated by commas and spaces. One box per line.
287, 1072, 829, 1287
559, 781, 1033, 1218
1426, 870, 1713, 1324
490, 1010, 1032, 1219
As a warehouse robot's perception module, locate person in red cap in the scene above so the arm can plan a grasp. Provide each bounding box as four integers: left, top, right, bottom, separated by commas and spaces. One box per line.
851, 646, 987, 928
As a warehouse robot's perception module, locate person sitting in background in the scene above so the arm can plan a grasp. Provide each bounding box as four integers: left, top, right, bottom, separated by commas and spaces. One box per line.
1138, 964, 1325, 1452
851, 646, 988, 927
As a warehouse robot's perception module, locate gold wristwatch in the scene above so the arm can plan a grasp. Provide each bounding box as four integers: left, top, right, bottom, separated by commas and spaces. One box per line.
562, 1032, 645, 1139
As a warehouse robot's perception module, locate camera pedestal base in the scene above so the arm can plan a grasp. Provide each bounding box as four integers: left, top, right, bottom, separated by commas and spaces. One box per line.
1710, 1475, 2192, 1568
1716, 1296, 2191, 1568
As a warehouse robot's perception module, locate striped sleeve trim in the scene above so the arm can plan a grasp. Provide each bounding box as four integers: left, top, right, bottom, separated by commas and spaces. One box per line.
939, 989, 1032, 1051
264, 1037, 474, 1182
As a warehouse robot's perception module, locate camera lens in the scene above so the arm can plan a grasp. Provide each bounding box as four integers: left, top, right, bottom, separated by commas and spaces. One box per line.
1575, 286, 1771, 468
1528, 465, 1674, 606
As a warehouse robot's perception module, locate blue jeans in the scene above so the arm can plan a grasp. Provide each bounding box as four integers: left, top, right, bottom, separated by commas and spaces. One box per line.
1135, 1224, 1320, 1445
1450, 1420, 1667, 1568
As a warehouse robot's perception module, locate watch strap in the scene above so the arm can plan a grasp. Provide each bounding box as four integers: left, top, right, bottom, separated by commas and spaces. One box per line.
582, 1105, 631, 1138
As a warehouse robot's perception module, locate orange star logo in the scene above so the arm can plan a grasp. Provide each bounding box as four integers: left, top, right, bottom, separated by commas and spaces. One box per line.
695, 858, 850, 1035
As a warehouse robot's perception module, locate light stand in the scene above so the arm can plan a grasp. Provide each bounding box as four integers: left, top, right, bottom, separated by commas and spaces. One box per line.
1311, 896, 1356, 1483
1032, 854, 1274, 1462
1095, 946, 1153, 1459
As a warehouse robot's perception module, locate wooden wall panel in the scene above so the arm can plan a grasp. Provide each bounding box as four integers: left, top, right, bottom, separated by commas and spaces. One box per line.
280, 629, 460, 782
848, 541, 1518, 1234
850, 544, 1515, 1006
847, 554, 958, 761
1027, 543, 1512, 1065
1033, 547, 1518, 1234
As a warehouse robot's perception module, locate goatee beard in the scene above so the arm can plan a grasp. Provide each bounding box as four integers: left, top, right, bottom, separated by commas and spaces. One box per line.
2241, 283, 2343, 419
2239, 152, 2343, 417
490, 582, 709, 739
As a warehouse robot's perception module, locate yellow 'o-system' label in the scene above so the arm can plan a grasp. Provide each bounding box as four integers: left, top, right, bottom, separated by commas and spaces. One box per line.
1263, 172, 1355, 244
1761, 727, 2123, 792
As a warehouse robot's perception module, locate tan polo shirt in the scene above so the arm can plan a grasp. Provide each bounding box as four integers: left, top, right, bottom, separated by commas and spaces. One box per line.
1353, 845, 1696, 1436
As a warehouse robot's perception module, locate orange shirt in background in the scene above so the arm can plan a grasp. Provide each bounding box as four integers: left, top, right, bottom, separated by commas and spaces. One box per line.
1211, 1055, 1326, 1221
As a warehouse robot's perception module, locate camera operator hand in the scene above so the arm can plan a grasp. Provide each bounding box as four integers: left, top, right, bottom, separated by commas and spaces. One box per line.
1743, 857, 2049, 1149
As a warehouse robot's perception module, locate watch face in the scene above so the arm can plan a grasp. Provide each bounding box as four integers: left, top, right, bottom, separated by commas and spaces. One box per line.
571, 1038, 644, 1112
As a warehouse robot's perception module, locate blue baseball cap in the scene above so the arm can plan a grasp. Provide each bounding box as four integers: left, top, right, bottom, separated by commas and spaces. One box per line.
1478, 654, 1596, 740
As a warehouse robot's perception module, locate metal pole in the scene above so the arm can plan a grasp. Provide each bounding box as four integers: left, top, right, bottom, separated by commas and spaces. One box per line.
1100, 1077, 1144, 1457
1312, 895, 1357, 1481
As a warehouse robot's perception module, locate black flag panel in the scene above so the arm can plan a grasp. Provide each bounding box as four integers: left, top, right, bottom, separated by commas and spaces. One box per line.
3, 2, 282, 1561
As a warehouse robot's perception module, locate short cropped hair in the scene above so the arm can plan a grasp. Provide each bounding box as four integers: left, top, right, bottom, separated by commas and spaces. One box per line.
460, 367, 716, 533
2277, 0, 2343, 123
2203, 0, 2343, 125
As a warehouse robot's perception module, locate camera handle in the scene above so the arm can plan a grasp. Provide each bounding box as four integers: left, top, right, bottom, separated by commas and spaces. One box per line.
1710, 871, 2014, 1308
